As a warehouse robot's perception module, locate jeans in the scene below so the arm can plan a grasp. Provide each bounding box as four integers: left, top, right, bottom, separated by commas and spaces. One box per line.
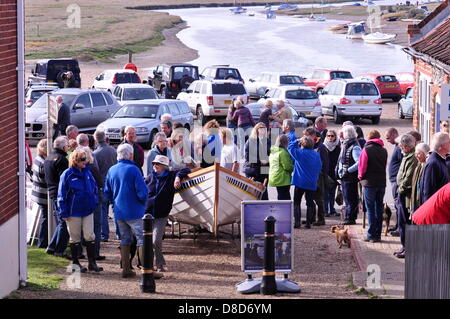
342, 181, 359, 222
294, 186, 316, 226
117, 219, 144, 247
397, 193, 410, 247
324, 184, 337, 214
276, 185, 291, 200
101, 197, 110, 240
227, 122, 238, 144
363, 186, 385, 240
47, 200, 70, 254
314, 174, 325, 223
37, 204, 48, 248
93, 191, 103, 257
153, 216, 169, 267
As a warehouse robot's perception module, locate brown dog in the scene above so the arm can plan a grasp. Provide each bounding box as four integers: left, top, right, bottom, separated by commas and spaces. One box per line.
383, 203, 392, 236
331, 225, 351, 248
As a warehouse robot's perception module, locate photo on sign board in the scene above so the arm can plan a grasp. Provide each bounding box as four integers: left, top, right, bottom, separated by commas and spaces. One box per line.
241, 201, 293, 273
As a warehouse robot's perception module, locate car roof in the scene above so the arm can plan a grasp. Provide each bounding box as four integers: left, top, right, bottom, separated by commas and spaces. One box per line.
36, 58, 78, 64
314, 68, 351, 72
116, 84, 155, 89
359, 73, 396, 77
277, 85, 313, 91
160, 63, 197, 67
122, 99, 185, 105
260, 72, 302, 76
331, 79, 375, 84
28, 85, 58, 90
50, 88, 110, 95
104, 69, 137, 74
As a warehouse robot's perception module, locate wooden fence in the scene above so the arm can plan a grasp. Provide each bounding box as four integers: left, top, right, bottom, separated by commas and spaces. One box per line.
405, 224, 450, 299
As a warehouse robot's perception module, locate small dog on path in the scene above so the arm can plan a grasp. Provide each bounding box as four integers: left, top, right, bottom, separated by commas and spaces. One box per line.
383, 203, 392, 237
331, 225, 351, 249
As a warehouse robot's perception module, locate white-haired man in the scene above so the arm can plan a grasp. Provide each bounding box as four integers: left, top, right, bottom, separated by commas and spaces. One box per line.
419, 132, 449, 205
120, 126, 145, 174
337, 125, 362, 225
104, 144, 150, 279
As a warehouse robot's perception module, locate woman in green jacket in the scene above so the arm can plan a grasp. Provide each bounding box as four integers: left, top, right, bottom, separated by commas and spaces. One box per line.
269, 134, 294, 200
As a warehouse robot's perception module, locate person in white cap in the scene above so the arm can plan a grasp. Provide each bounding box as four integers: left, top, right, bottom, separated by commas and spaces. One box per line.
144, 155, 191, 272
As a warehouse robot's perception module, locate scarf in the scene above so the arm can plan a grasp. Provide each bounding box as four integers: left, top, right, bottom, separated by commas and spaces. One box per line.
324, 137, 340, 152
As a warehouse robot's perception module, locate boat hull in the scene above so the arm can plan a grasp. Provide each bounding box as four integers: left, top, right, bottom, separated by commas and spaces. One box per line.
170, 163, 266, 235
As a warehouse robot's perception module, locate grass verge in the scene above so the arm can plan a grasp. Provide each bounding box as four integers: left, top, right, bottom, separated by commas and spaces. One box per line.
25, 248, 69, 291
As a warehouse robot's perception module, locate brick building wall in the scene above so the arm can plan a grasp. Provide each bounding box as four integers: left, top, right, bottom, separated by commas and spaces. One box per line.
0, 0, 19, 226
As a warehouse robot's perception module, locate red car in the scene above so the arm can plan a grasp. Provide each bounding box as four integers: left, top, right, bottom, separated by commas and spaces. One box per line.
304, 69, 353, 94
394, 72, 414, 95
358, 73, 402, 102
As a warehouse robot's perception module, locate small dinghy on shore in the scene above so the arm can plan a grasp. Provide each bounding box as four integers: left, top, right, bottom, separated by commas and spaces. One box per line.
170, 163, 266, 235
362, 32, 396, 44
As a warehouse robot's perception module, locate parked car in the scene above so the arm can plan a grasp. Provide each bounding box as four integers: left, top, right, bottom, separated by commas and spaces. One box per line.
257, 86, 322, 119
176, 79, 249, 125
394, 72, 414, 95
25, 84, 58, 108
25, 89, 121, 143
246, 102, 309, 129
28, 58, 81, 88
96, 99, 193, 149
358, 73, 402, 101
200, 65, 244, 83
303, 69, 353, 94
398, 88, 413, 119
246, 72, 305, 99
92, 69, 141, 93
146, 63, 199, 99
319, 79, 382, 124
112, 83, 159, 105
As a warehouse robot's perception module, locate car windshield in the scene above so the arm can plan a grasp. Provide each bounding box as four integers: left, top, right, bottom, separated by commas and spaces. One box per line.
172, 66, 198, 80
279, 76, 304, 85
330, 71, 353, 79
345, 83, 379, 96
377, 75, 397, 82
212, 83, 247, 95
123, 88, 158, 100
115, 73, 140, 84
286, 90, 318, 99
216, 68, 241, 80
31, 93, 76, 108
47, 61, 80, 74
31, 90, 52, 101
113, 104, 159, 119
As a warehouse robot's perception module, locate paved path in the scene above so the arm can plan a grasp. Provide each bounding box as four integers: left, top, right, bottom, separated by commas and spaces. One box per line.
349, 210, 405, 299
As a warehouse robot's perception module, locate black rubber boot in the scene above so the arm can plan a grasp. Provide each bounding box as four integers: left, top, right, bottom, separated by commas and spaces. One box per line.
70, 243, 87, 273
86, 241, 103, 272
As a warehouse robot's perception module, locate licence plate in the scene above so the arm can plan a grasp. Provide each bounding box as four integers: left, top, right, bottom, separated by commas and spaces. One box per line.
108, 134, 120, 139
303, 111, 311, 115
384, 84, 394, 88
356, 100, 369, 104
224, 100, 232, 104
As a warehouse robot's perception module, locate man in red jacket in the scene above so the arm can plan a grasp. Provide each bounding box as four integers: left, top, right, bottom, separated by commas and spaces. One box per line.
412, 183, 450, 225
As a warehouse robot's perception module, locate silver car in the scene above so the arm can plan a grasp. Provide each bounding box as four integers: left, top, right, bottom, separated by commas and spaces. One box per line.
25, 88, 121, 143
112, 83, 159, 105
398, 88, 413, 119
96, 99, 194, 149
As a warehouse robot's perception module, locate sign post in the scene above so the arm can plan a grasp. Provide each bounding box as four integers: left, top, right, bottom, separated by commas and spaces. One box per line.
47, 94, 58, 241
236, 200, 300, 294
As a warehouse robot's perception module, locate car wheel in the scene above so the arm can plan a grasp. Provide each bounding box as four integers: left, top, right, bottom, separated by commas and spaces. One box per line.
316, 88, 323, 95
333, 108, 343, 124
398, 105, 405, 119
392, 96, 401, 102
372, 116, 380, 125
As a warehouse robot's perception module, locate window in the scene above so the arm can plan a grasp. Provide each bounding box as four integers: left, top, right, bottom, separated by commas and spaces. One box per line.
212, 83, 247, 95
74, 94, 92, 108
376, 75, 397, 83
217, 68, 240, 80
177, 102, 189, 114
345, 83, 378, 96
103, 92, 115, 105
272, 89, 281, 99
172, 66, 198, 80
334, 82, 344, 95
168, 103, 180, 116
113, 87, 121, 98
324, 82, 336, 95
90, 92, 107, 107
266, 89, 276, 98
123, 88, 158, 100
330, 71, 353, 80
115, 72, 140, 84
113, 104, 159, 119
285, 89, 318, 99
280, 76, 304, 85
194, 83, 202, 94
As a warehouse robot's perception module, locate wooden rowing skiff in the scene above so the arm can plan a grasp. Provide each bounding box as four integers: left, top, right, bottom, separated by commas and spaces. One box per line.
170, 163, 266, 235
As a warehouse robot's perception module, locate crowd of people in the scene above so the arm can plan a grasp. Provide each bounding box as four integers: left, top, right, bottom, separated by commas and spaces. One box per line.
30, 96, 450, 276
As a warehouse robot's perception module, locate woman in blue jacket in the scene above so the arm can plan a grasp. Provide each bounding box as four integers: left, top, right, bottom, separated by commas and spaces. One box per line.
58, 148, 102, 273
288, 134, 322, 228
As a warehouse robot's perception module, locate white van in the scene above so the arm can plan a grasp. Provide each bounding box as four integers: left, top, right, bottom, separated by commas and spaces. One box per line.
176, 79, 249, 125
319, 79, 383, 124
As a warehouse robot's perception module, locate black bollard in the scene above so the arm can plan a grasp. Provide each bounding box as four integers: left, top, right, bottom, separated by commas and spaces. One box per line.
260, 216, 277, 295
140, 214, 155, 293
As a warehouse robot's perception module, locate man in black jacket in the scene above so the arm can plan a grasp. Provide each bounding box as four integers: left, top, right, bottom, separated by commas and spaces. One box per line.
120, 126, 144, 174
419, 132, 450, 204
52, 95, 71, 141
44, 136, 70, 256
145, 155, 190, 272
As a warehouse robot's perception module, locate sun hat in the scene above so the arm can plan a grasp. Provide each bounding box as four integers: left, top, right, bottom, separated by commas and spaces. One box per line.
152, 155, 170, 167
